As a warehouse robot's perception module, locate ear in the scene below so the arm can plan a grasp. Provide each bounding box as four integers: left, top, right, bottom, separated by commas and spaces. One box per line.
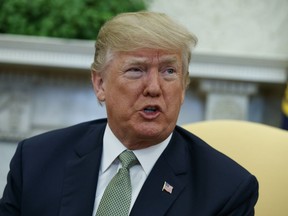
181, 89, 185, 105
91, 71, 105, 102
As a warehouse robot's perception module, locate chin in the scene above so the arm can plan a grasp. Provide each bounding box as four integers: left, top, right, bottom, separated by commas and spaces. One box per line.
135, 123, 170, 140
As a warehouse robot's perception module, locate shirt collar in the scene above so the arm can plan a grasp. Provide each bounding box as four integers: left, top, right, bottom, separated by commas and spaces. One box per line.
101, 124, 172, 176
101, 125, 126, 174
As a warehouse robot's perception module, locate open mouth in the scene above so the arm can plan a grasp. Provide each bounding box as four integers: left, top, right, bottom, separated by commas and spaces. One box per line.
141, 105, 161, 119
144, 106, 158, 113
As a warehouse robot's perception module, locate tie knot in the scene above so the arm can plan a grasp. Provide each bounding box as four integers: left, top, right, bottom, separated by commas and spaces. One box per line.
119, 150, 138, 169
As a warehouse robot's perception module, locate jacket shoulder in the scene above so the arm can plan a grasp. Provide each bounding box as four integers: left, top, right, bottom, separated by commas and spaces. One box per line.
174, 125, 253, 178
173, 126, 258, 214
25, 118, 106, 143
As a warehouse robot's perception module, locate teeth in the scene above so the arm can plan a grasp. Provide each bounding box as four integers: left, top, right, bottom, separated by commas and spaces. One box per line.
144, 107, 157, 112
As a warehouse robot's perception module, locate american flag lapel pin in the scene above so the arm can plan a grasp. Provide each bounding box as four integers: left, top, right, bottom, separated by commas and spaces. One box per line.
162, 181, 173, 194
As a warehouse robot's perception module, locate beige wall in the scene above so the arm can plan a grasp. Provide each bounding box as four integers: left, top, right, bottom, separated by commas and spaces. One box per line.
149, 0, 288, 58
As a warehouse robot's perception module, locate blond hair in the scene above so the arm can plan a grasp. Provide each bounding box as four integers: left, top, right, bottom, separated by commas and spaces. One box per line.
91, 11, 197, 88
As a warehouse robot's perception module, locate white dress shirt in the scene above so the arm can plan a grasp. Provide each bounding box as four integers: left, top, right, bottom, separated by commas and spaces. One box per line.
92, 124, 171, 215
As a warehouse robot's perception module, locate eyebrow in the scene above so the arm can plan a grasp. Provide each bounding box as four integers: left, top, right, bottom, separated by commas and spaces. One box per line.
124, 55, 179, 66
159, 56, 179, 65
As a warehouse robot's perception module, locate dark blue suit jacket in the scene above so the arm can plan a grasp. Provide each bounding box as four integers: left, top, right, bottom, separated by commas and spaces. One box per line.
0, 119, 258, 215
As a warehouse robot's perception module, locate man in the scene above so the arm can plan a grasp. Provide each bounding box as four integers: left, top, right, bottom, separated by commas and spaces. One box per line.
0, 11, 258, 215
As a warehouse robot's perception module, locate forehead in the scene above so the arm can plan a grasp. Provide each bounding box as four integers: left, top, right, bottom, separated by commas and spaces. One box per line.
115, 49, 182, 65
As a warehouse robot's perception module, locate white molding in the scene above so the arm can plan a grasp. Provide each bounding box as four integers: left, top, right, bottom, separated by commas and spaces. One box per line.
0, 34, 287, 83
190, 52, 288, 84
0, 34, 94, 69
200, 80, 258, 95
190, 62, 287, 83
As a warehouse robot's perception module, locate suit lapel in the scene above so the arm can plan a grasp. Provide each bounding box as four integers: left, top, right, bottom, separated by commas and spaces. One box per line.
130, 131, 189, 216
58, 123, 105, 216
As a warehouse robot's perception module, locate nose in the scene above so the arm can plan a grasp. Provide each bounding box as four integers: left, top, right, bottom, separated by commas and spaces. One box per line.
143, 70, 161, 97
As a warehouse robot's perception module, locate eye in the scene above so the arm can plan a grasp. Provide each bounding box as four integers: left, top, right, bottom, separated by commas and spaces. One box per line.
166, 68, 175, 74
124, 67, 144, 79
161, 67, 178, 81
127, 67, 142, 73
163, 67, 177, 76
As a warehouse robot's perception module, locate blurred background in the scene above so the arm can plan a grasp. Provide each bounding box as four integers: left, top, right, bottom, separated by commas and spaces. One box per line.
0, 0, 287, 196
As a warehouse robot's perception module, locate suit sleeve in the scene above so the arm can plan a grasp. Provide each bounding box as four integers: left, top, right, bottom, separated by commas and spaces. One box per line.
0, 141, 24, 216
217, 174, 259, 216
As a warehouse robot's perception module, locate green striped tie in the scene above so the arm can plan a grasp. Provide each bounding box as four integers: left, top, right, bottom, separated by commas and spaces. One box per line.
96, 150, 138, 216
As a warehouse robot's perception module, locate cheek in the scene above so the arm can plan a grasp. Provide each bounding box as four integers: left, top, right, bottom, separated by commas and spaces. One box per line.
167, 85, 184, 101
165, 88, 185, 112
106, 81, 140, 107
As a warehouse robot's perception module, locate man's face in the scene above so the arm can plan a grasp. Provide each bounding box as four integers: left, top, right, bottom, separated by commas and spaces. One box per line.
92, 49, 185, 149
